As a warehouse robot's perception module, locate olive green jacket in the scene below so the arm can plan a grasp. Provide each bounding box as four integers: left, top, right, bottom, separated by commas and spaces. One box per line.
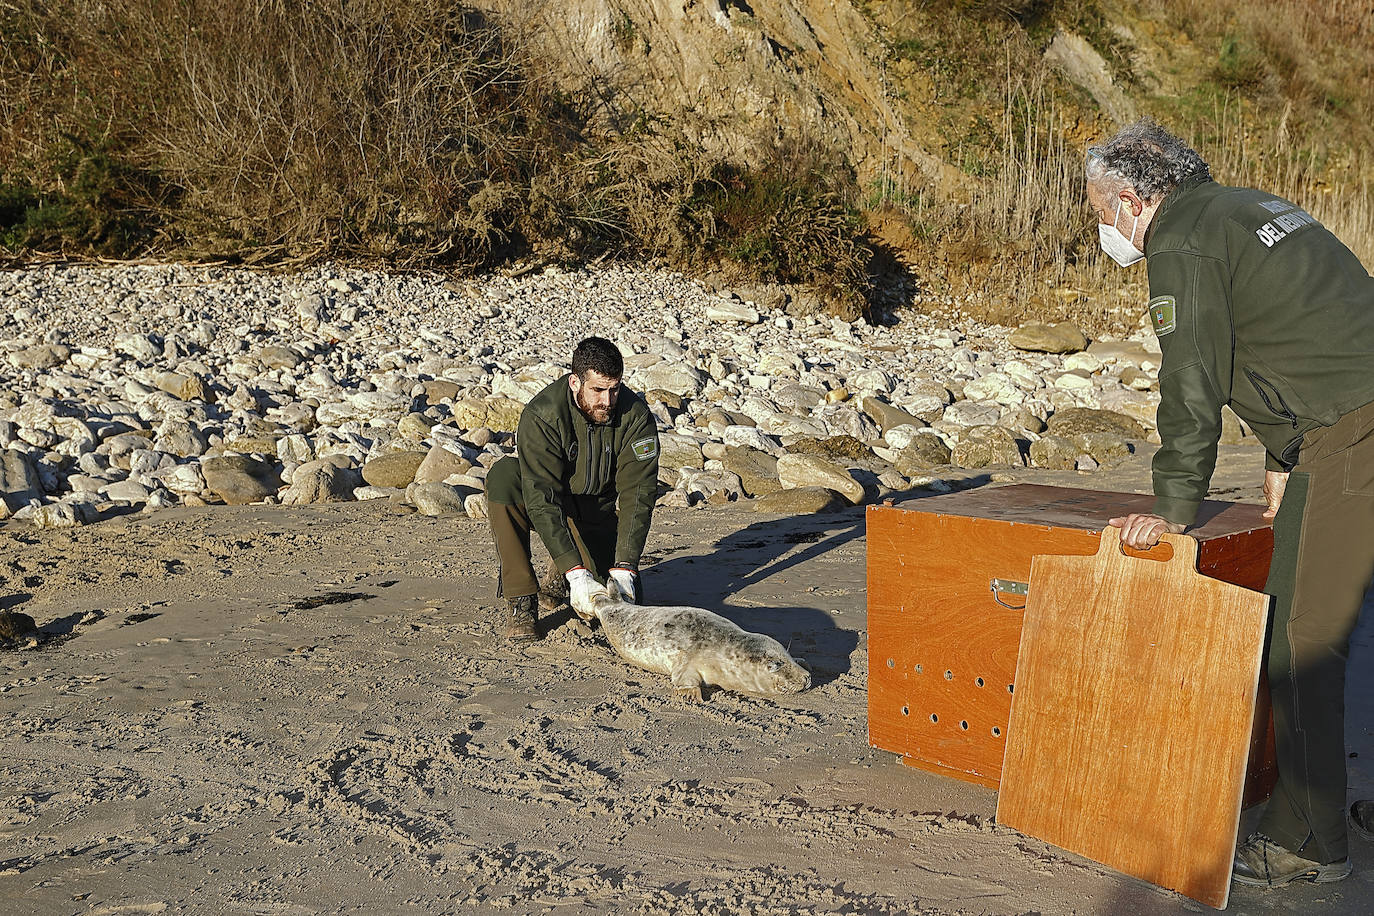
516, 374, 660, 574
1144, 175, 1374, 525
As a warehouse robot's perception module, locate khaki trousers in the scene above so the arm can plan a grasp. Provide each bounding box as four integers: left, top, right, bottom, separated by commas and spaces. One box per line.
485, 456, 617, 599
1257, 399, 1374, 863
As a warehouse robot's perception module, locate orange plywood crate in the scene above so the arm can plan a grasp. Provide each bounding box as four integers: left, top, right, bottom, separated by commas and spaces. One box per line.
866, 484, 1276, 805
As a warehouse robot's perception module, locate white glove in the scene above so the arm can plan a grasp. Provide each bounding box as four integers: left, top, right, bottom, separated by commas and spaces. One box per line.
608, 567, 638, 603
565, 567, 599, 616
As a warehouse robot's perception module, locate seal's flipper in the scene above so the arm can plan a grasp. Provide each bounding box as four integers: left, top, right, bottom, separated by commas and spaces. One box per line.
669, 659, 705, 702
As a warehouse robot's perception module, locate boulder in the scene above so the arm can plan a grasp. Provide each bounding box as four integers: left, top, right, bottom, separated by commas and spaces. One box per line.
705, 299, 761, 324
861, 396, 926, 434
282, 459, 361, 505
627, 362, 706, 398
201, 455, 281, 505
892, 434, 953, 474
256, 345, 303, 370
721, 425, 779, 455
952, 425, 1024, 468
1009, 321, 1088, 354
722, 446, 782, 497
785, 435, 873, 462
8, 344, 70, 370
362, 451, 427, 488
419, 380, 463, 404
1028, 435, 1079, 470
407, 481, 469, 516
31, 502, 96, 529
155, 371, 213, 402
154, 417, 210, 458
396, 412, 436, 441
0, 449, 43, 516
1071, 431, 1131, 466
414, 442, 475, 484
0, 610, 38, 642
750, 487, 847, 514
775, 453, 865, 505
1046, 407, 1146, 440
657, 433, 705, 484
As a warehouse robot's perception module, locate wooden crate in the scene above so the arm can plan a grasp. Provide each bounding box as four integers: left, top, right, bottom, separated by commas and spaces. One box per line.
866, 484, 1276, 804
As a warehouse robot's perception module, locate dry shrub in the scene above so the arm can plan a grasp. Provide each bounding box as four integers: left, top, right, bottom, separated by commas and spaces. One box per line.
0, 0, 875, 316
0, 0, 562, 265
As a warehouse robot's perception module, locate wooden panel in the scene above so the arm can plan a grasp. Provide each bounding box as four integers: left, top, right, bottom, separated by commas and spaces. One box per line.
996, 528, 1270, 910
867, 508, 1098, 783
866, 484, 1277, 804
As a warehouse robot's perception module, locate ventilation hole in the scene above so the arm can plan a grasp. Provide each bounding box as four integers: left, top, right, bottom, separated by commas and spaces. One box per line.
930, 713, 939, 724
901, 706, 909, 716
886, 658, 894, 668
959, 721, 969, 731
944, 669, 954, 680
992, 726, 1002, 737
975, 677, 985, 687
1007, 684, 1015, 694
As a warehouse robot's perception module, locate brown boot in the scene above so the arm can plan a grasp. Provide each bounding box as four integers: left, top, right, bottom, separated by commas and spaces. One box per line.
538, 559, 568, 612
501, 595, 539, 643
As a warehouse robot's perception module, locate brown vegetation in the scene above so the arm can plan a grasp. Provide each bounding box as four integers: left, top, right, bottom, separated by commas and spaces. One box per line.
1, 0, 1371, 329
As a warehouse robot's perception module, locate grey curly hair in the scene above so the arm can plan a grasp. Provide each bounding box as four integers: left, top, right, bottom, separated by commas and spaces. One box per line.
1086, 118, 1211, 200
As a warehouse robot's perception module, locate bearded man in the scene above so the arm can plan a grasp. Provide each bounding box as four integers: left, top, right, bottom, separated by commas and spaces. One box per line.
1086, 118, 1374, 888
485, 337, 659, 642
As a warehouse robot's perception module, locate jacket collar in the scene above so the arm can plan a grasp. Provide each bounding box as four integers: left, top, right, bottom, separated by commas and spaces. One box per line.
1145, 173, 1213, 249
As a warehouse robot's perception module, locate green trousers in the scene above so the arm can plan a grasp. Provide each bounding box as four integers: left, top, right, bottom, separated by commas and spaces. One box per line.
1256, 399, 1374, 864
485, 456, 618, 599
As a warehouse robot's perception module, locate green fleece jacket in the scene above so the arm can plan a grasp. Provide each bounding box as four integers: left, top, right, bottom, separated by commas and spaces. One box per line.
516, 374, 660, 574
1144, 175, 1374, 526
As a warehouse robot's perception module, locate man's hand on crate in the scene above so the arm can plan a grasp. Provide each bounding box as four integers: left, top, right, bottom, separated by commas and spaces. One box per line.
1108, 513, 1186, 549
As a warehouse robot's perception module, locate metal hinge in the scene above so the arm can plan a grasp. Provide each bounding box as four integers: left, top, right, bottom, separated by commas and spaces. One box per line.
990, 578, 1028, 610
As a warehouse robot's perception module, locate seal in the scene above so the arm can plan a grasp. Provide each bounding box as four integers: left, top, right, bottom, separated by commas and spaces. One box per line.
576, 581, 811, 700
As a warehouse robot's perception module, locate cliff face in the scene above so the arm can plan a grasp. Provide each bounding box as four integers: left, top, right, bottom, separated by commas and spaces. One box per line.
475, 0, 968, 194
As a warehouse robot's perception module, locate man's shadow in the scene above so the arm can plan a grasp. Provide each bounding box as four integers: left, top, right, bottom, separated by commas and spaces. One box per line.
638, 480, 991, 687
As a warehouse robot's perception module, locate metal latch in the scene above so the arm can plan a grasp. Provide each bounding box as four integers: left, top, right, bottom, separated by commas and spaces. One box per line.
990, 578, 1029, 610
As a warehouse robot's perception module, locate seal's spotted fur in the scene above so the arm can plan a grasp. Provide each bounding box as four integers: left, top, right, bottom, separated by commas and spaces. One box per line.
577, 582, 811, 700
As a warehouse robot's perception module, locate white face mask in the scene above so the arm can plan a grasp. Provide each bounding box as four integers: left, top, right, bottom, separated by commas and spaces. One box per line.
1098, 199, 1144, 267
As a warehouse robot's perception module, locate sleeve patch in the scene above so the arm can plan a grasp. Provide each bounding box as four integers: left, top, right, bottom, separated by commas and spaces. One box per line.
1148, 295, 1177, 336
631, 437, 658, 461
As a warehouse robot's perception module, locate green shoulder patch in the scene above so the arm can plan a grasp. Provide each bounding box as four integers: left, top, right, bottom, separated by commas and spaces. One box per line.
1148, 295, 1177, 336
631, 436, 658, 461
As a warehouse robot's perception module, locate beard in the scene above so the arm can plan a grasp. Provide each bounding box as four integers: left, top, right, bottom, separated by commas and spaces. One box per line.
574, 387, 613, 424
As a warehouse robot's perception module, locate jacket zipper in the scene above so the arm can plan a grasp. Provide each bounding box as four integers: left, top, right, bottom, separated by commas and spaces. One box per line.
1244, 369, 1299, 428
581, 422, 596, 495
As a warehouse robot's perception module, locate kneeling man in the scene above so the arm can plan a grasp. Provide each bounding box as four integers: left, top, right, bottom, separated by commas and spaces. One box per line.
485, 337, 659, 641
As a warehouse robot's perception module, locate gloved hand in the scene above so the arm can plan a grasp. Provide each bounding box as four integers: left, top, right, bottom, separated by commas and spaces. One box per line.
608, 566, 638, 603
565, 566, 599, 616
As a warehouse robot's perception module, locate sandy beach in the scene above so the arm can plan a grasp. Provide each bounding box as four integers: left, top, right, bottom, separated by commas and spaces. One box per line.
3, 446, 1372, 915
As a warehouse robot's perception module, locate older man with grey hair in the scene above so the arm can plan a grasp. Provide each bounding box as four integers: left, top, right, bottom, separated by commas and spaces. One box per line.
1085, 118, 1374, 888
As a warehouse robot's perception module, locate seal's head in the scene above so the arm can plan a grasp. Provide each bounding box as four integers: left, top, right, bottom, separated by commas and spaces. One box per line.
727, 635, 812, 696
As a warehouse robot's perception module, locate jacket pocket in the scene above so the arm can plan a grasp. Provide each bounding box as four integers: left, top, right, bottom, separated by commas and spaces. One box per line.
1346, 450, 1374, 496
1244, 369, 1299, 429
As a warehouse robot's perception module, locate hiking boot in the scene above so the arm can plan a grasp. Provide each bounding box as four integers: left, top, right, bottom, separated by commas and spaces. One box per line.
1232, 832, 1351, 887
501, 595, 539, 643
1352, 800, 1374, 842
538, 559, 568, 612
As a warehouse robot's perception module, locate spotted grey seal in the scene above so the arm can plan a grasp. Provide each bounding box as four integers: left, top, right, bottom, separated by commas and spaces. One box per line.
576, 581, 811, 700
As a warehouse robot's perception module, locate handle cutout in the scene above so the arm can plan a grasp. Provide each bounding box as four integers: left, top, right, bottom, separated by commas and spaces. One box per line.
1120, 540, 1175, 562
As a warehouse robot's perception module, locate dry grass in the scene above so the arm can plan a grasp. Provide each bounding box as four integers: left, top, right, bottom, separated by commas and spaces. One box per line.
2, 0, 1370, 330
0, 0, 871, 313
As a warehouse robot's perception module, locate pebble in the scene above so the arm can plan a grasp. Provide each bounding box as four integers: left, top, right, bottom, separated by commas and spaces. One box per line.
0, 262, 1182, 525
